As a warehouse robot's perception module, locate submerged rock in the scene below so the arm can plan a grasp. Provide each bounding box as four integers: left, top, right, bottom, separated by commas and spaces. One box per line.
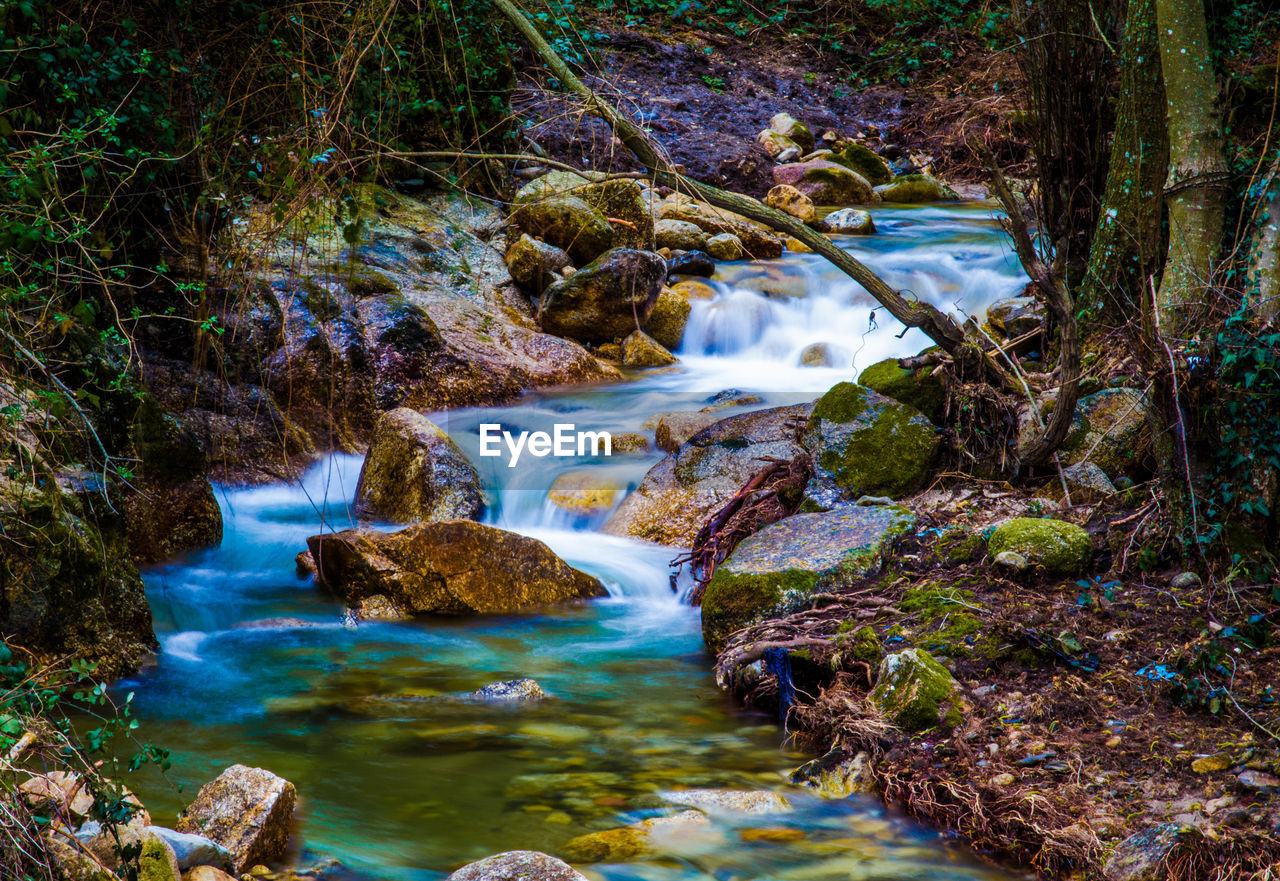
539, 248, 666, 344
874, 174, 960, 203
547, 472, 623, 516
354, 408, 483, 524
307, 521, 606, 613
467, 679, 548, 701
701, 505, 916, 651
563, 810, 713, 862
447, 851, 590, 881
986, 517, 1092, 576
176, 765, 296, 873
773, 160, 876, 206
658, 788, 791, 814
869, 648, 964, 732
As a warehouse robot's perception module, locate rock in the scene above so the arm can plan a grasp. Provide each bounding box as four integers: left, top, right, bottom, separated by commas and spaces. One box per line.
295, 549, 317, 577
702, 505, 916, 651
604, 403, 811, 547
799, 343, 835, 367
828, 143, 892, 185
670, 278, 719, 302
994, 550, 1029, 571
769, 112, 815, 153
176, 765, 297, 873
183, 869, 238, 881
513, 170, 596, 204
563, 811, 712, 862
621, 330, 678, 368
1191, 754, 1233, 774
986, 296, 1045, 339
505, 234, 571, 293
992, 772, 1016, 786
21, 771, 95, 819
468, 679, 547, 701
1171, 571, 1202, 590
512, 195, 615, 264
666, 250, 716, 278
789, 749, 874, 798
655, 219, 709, 251
869, 648, 964, 732
773, 160, 876, 206
307, 520, 606, 613
45, 834, 117, 881
514, 174, 653, 253
644, 286, 692, 351
819, 208, 875, 235
352, 594, 410, 621
654, 411, 728, 453
1103, 824, 1192, 881
1056, 461, 1117, 503
659, 789, 791, 814
1237, 770, 1280, 791
354, 407, 483, 524
547, 472, 623, 516
857, 357, 945, 423
874, 174, 960, 203
611, 432, 649, 453
764, 184, 817, 224
656, 203, 784, 259
786, 237, 815, 254
986, 517, 1093, 576
539, 248, 667, 343
145, 827, 234, 872
757, 129, 801, 158
800, 382, 940, 503
138, 829, 182, 881
1062, 388, 1154, 479
705, 233, 745, 261
447, 851, 590, 881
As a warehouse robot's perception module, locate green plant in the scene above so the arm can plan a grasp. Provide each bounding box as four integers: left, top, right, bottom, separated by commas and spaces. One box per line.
700, 73, 728, 92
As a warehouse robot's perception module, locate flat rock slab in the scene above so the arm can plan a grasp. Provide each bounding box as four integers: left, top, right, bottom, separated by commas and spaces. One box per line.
447, 851, 590, 881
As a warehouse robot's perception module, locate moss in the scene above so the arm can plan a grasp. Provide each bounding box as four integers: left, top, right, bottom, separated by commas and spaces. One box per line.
701, 566, 818, 652
137, 835, 178, 881
987, 517, 1093, 576
830, 143, 893, 185
810, 381, 869, 424
932, 527, 984, 564
900, 582, 990, 659
347, 267, 398, 297
857, 358, 945, 424
869, 648, 963, 732
814, 398, 939, 498
834, 623, 882, 665
875, 174, 959, 203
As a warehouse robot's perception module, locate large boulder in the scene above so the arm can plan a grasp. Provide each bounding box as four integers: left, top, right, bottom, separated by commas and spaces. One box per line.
175, 765, 297, 874
869, 649, 964, 732
512, 195, 615, 264
144, 826, 233, 872
828, 143, 892, 185
447, 851, 591, 881
604, 404, 811, 547
772, 161, 876, 206
136, 830, 181, 881
538, 248, 666, 344
857, 357, 946, 424
354, 408, 483, 524
800, 382, 940, 505
986, 517, 1093, 576
874, 174, 960, 203
701, 505, 917, 651
307, 520, 606, 613
1061, 388, 1154, 479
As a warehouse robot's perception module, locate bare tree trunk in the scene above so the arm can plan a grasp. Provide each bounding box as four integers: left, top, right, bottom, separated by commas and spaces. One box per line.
1080, 0, 1167, 318
1154, 0, 1230, 337
1249, 158, 1280, 326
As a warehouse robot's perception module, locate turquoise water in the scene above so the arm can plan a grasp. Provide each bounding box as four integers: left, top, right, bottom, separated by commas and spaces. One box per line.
122, 204, 1030, 881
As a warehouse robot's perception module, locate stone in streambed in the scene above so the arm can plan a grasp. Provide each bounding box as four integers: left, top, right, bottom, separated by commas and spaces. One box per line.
790, 749, 875, 798
655, 202, 784, 260
644, 285, 691, 351
144, 827, 233, 873
874, 174, 960, 203
183, 869, 238, 881
447, 851, 590, 881
506, 234, 571, 293
512, 196, 614, 264
176, 765, 296, 874
307, 520, 606, 613
468, 679, 548, 701
621, 331, 678, 368
764, 184, 816, 224
538, 248, 667, 344
563, 811, 715, 862
655, 218, 709, 252
819, 208, 876, 235
773, 160, 876, 206
666, 250, 715, 278
354, 407, 483, 524
658, 789, 791, 814
986, 517, 1092, 576
705, 233, 745, 261
548, 471, 623, 516
869, 648, 964, 732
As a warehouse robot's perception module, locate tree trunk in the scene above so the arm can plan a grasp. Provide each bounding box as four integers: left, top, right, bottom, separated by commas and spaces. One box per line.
1080, 0, 1167, 319
1154, 0, 1230, 337
1249, 158, 1280, 326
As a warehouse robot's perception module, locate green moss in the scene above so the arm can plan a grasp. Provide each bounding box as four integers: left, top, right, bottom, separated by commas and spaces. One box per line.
869, 648, 963, 732
137, 835, 178, 881
932, 527, 984, 564
857, 358, 945, 424
875, 174, 959, 203
701, 566, 817, 652
815, 400, 938, 498
811, 381, 869, 424
830, 143, 892, 185
987, 517, 1093, 576
834, 623, 882, 665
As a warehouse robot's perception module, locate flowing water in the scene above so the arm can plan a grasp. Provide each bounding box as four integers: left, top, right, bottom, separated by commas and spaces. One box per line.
123, 204, 1030, 881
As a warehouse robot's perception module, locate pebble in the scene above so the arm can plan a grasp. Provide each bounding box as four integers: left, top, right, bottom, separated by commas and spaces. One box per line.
994, 550, 1029, 571
1170, 571, 1202, 589
1190, 754, 1233, 774
1237, 770, 1280, 792
1106, 736, 1123, 748
992, 773, 1015, 786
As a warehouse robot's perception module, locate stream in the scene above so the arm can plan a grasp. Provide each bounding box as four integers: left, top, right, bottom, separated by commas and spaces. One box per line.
123, 204, 1030, 881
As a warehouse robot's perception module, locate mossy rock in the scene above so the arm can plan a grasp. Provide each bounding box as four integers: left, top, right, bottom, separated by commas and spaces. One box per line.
644, 286, 692, 351
829, 143, 892, 186
137, 833, 181, 881
857, 358, 945, 424
621, 330, 678, 368
769, 112, 815, 153
869, 648, 964, 732
701, 505, 917, 652
874, 174, 961, 203
512, 195, 614, 264
773, 160, 876, 206
819, 208, 875, 235
1061, 388, 1154, 479
801, 382, 940, 503
986, 517, 1093, 576
354, 407, 483, 524
834, 623, 883, 666
538, 248, 667, 344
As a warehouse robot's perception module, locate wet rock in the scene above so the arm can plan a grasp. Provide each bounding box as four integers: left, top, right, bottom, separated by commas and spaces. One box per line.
548, 472, 623, 516
295, 550, 318, 577
176, 765, 297, 873
769, 112, 815, 153
581, 179, 654, 251
789, 749, 874, 798
819, 207, 875, 235
986, 296, 1045, 339
670, 278, 719, 302
705, 233, 745, 261
799, 343, 835, 367
1061, 388, 1154, 479
611, 432, 649, 453
659, 788, 791, 814
986, 517, 1092, 576
828, 142, 892, 185
539, 248, 667, 343
800, 382, 940, 503
512, 195, 615, 264
654, 411, 728, 453
655, 218, 710, 251
622, 330, 678, 368
773, 160, 876, 206
506, 234, 571, 293
604, 403, 812, 547
138, 828, 182, 881
757, 129, 802, 158
446, 851, 590, 881
468, 679, 547, 701
874, 174, 960, 203
666, 250, 716, 278
764, 184, 816, 224
857, 357, 945, 423
145, 826, 234, 872
183, 869, 238, 881
350, 594, 410, 622
563, 811, 713, 862
1103, 823, 1193, 881
656, 202, 784, 259
354, 408, 483, 524
307, 520, 606, 613
869, 648, 964, 732
644, 286, 692, 350
701, 505, 916, 651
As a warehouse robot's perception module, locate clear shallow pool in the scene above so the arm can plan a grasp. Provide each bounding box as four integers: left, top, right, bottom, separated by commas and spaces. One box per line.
122, 204, 1029, 881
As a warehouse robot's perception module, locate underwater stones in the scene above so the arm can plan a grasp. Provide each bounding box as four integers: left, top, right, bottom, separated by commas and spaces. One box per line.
1103, 824, 1194, 881
769, 112, 815, 153
705, 232, 746, 261
506, 234, 571, 294
621, 330, 679, 368
857, 357, 945, 424
176, 765, 296, 874
307, 520, 606, 613
563, 811, 713, 862
538, 248, 667, 344
468, 679, 548, 701
789, 749, 874, 799
818, 208, 876, 235
512, 195, 615, 264
644, 285, 692, 351
986, 296, 1045, 340
868, 648, 964, 732
772, 160, 876, 206
986, 517, 1093, 577
447, 851, 590, 881
873, 174, 960, 203
800, 382, 940, 503
604, 403, 812, 547
764, 184, 817, 224
701, 505, 917, 652
658, 789, 791, 815
354, 408, 483, 524
827, 143, 892, 186
655, 218, 710, 252
1062, 388, 1154, 479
